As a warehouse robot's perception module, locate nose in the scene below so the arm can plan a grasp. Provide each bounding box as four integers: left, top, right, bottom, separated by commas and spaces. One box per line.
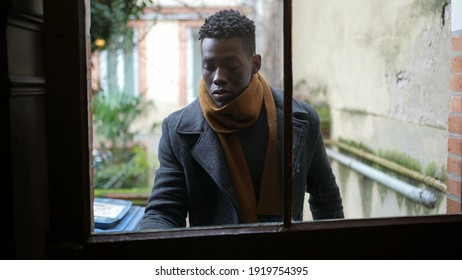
213, 68, 227, 85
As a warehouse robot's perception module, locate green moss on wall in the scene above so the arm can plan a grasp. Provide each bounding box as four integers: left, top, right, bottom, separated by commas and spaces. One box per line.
378, 150, 422, 173
338, 138, 376, 155
425, 162, 447, 182
335, 138, 446, 215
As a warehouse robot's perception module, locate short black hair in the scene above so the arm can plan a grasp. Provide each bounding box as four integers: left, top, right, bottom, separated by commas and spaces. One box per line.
198, 9, 256, 57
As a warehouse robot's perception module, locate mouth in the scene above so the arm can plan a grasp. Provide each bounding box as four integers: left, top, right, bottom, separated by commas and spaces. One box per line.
211, 89, 234, 102
210, 88, 235, 107
212, 89, 232, 96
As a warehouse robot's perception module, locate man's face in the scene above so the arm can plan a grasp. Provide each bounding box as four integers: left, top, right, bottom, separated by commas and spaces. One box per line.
201, 37, 261, 107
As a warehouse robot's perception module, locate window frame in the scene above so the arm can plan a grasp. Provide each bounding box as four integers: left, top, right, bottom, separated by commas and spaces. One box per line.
44, 0, 462, 259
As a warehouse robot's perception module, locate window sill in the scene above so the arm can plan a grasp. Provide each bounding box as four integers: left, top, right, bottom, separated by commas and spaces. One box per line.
81, 214, 462, 259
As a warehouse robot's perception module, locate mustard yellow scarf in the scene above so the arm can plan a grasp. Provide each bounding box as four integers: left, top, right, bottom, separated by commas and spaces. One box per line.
198, 73, 282, 223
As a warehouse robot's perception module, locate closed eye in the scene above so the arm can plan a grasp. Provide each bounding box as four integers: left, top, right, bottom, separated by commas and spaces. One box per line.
202, 63, 216, 71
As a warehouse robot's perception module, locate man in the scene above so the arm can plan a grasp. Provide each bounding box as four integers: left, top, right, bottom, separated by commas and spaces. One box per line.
139, 9, 343, 229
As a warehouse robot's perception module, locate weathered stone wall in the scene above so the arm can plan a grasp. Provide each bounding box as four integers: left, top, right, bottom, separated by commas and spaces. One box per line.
293, 0, 451, 219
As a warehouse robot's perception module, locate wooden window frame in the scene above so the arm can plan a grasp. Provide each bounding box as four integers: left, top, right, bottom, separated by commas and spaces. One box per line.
43, 0, 462, 259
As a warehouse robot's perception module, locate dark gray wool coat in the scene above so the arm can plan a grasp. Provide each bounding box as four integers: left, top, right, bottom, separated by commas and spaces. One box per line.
139, 87, 344, 229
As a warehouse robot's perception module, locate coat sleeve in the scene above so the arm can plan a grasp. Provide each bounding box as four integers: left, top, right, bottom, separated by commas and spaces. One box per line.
138, 116, 188, 230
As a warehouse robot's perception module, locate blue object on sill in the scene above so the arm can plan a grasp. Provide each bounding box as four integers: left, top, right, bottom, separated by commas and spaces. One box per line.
94, 198, 144, 233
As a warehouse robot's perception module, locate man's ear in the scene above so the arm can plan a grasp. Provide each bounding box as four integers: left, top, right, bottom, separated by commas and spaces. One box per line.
252, 54, 261, 74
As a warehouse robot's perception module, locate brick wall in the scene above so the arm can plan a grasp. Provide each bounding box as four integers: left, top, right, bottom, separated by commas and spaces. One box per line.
448, 27, 462, 212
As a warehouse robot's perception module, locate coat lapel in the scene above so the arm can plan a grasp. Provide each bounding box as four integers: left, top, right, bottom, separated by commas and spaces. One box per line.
176, 100, 238, 209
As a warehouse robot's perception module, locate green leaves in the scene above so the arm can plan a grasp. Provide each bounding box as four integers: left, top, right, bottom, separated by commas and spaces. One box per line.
90, 0, 154, 52
92, 91, 154, 189
92, 91, 153, 147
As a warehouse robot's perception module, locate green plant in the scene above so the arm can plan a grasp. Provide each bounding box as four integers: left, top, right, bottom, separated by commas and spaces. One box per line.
90, 0, 157, 52
93, 145, 150, 189
92, 91, 153, 148
92, 91, 154, 189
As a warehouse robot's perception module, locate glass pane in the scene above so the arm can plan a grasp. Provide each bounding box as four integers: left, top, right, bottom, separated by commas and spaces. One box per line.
292, 0, 453, 222
90, 0, 286, 233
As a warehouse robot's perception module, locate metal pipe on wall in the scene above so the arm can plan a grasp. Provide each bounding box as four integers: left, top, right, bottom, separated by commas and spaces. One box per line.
325, 139, 447, 193
326, 148, 438, 208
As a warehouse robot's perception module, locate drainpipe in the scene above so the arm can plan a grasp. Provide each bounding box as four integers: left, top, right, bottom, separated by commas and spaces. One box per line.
326, 148, 438, 208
